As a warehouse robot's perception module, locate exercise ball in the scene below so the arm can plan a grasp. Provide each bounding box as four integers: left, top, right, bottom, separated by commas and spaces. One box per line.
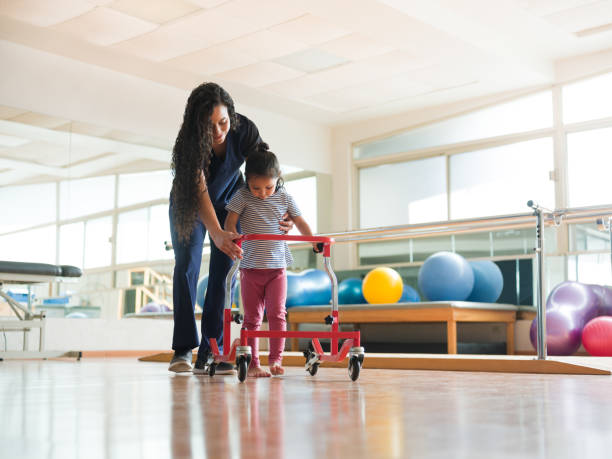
196, 275, 209, 308
529, 309, 584, 355
65, 312, 87, 319
418, 252, 474, 301
140, 302, 161, 313
582, 316, 612, 356
547, 281, 600, 323
286, 269, 331, 307
196, 274, 239, 308
362, 267, 403, 304
590, 284, 612, 316
467, 260, 503, 303
399, 284, 420, 303
338, 278, 366, 305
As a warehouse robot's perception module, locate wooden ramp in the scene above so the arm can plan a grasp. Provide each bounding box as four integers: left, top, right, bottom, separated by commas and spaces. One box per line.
138, 351, 612, 375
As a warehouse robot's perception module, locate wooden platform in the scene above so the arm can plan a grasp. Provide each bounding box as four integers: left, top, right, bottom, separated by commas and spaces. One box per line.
287, 301, 520, 354
139, 351, 611, 375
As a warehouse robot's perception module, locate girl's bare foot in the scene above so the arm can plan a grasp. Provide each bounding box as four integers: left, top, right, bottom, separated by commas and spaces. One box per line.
248, 366, 271, 378
270, 364, 284, 376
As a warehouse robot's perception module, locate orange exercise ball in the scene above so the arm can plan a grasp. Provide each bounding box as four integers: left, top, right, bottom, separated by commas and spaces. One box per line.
362, 267, 403, 304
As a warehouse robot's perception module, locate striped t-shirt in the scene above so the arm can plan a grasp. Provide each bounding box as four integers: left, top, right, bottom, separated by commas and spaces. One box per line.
226, 186, 302, 269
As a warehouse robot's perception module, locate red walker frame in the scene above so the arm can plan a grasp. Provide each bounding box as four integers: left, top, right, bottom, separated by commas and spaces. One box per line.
208, 234, 365, 381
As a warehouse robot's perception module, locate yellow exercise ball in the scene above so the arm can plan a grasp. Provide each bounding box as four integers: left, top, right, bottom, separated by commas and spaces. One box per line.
362, 267, 403, 304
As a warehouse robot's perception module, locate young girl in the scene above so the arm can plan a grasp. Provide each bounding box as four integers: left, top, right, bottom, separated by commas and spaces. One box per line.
225, 143, 318, 378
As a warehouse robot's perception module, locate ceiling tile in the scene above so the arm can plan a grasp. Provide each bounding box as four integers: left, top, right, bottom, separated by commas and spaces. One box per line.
0, 0, 95, 27
317, 33, 395, 61
166, 46, 258, 75
112, 9, 260, 61
214, 62, 304, 87
542, 0, 612, 33
515, 0, 599, 17
304, 76, 431, 113
274, 48, 348, 73
52, 7, 158, 46
188, 0, 230, 7
259, 74, 337, 100
217, 30, 309, 61
109, 0, 201, 24
212, 0, 308, 29
268, 14, 350, 46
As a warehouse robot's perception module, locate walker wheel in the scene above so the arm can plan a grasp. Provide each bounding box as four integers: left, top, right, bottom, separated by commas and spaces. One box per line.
237, 356, 248, 382
208, 362, 216, 377
308, 362, 319, 376
348, 356, 361, 381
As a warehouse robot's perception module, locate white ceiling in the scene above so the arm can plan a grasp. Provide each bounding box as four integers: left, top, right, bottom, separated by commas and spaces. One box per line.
1, 0, 612, 186
1, 0, 611, 124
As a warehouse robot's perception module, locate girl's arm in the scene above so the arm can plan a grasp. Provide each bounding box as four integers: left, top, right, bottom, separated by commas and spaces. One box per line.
198, 171, 242, 259
291, 215, 320, 252
224, 211, 240, 234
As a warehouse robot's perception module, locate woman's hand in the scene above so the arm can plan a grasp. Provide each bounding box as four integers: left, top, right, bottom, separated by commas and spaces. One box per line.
210, 229, 243, 260
279, 213, 294, 234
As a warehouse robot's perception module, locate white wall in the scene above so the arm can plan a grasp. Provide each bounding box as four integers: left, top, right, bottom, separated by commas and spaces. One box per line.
1, 318, 242, 352
0, 40, 332, 174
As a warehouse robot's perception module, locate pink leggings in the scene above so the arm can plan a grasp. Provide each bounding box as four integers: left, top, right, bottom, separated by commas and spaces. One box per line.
240, 268, 287, 368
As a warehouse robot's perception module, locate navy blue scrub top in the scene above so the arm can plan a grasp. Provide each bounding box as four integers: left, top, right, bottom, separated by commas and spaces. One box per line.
206, 113, 261, 212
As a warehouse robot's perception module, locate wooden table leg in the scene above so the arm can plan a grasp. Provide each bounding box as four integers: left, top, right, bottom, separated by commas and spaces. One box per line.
506, 322, 515, 355
289, 322, 299, 351
446, 321, 457, 354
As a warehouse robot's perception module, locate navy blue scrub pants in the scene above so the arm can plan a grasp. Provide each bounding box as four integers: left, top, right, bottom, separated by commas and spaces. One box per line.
169, 205, 236, 358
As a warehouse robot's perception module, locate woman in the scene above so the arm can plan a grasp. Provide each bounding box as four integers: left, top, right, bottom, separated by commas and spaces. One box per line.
168, 82, 293, 374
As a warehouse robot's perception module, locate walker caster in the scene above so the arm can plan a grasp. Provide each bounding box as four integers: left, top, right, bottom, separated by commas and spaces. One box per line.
208, 362, 216, 377
348, 355, 361, 381
304, 349, 319, 376
308, 362, 319, 376
237, 355, 248, 382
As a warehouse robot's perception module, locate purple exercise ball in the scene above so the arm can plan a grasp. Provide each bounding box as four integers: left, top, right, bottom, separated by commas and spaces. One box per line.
529, 309, 585, 355
589, 284, 612, 316
530, 281, 600, 355
546, 281, 600, 323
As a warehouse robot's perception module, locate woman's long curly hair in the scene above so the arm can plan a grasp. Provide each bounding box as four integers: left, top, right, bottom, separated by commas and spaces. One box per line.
171, 82, 239, 243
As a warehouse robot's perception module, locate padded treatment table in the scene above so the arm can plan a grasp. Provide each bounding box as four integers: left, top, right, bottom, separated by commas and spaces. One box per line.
0, 260, 82, 360
287, 301, 519, 355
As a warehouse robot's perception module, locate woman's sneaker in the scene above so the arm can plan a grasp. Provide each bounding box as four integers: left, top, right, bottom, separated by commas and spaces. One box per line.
192, 351, 236, 375
168, 349, 193, 373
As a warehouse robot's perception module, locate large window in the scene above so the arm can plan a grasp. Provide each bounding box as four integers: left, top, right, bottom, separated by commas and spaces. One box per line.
450, 137, 555, 218
118, 170, 173, 207
0, 183, 56, 233
0, 225, 56, 264
60, 176, 115, 220
83, 217, 113, 269
567, 127, 612, 207
359, 156, 447, 228
563, 72, 612, 124
284, 176, 318, 233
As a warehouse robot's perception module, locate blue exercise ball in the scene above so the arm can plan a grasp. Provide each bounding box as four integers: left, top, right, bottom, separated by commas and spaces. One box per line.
399, 284, 421, 303
196, 274, 239, 308
467, 261, 504, 303
196, 275, 209, 308
338, 278, 366, 305
286, 269, 331, 307
418, 251, 474, 301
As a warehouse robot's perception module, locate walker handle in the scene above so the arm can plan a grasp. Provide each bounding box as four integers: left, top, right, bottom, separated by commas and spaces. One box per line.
233, 234, 334, 257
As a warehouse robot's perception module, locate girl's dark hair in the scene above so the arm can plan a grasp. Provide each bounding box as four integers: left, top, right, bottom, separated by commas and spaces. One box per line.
245, 143, 284, 190
170, 82, 238, 243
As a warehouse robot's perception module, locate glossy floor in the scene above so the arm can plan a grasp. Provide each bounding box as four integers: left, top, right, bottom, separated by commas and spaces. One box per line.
2, 358, 612, 458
